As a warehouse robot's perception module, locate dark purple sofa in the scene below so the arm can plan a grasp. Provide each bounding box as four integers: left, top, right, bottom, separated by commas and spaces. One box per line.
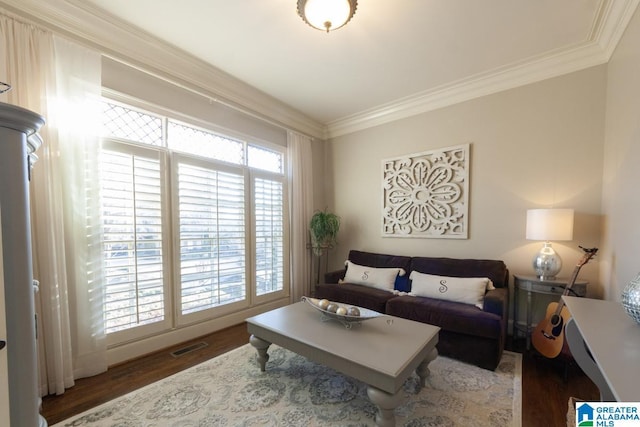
315, 250, 509, 370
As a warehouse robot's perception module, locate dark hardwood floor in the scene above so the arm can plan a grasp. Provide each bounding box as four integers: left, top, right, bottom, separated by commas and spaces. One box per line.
517, 340, 599, 427
41, 325, 598, 426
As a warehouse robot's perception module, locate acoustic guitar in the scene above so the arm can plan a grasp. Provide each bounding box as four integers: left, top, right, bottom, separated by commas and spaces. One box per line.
531, 246, 598, 358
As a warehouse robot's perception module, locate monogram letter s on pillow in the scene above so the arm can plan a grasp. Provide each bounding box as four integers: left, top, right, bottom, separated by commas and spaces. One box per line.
438, 279, 448, 293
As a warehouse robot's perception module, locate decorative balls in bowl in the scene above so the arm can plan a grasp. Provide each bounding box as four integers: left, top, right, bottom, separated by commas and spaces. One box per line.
301, 297, 380, 323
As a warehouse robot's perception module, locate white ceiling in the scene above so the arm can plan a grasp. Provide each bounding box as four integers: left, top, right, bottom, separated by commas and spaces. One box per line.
79, 0, 614, 121
4, 0, 638, 136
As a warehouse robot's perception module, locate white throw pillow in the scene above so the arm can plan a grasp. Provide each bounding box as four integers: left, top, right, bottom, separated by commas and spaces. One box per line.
409, 271, 491, 309
342, 260, 405, 292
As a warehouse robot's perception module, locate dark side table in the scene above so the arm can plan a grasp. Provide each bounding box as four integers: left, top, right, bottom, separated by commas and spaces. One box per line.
513, 274, 588, 350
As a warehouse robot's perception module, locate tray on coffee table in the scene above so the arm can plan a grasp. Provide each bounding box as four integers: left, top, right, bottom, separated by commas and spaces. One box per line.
302, 296, 382, 328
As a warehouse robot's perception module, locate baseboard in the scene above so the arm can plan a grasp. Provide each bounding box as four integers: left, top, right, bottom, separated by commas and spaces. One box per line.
106, 299, 289, 366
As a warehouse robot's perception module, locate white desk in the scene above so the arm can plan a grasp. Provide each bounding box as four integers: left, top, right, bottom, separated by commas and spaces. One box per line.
563, 296, 640, 401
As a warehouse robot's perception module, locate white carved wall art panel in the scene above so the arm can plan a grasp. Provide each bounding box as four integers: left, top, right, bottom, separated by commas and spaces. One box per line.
382, 144, 470, 239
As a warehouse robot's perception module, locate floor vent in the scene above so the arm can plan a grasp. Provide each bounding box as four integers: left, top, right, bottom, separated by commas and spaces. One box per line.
170, 341, 208, 358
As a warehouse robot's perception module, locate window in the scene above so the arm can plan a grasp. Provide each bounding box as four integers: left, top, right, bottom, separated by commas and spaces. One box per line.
99, 99, 288, 342
101, 146, 166, 335
168, 121, 244, 164
254, 176, 285, 296
176, 160, 246, 316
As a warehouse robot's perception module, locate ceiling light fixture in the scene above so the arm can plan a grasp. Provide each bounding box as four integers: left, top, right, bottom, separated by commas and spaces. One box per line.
297, 0, 357, 33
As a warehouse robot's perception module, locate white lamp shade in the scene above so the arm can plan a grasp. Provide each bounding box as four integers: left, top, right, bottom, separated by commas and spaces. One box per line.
526, 208, 574, 241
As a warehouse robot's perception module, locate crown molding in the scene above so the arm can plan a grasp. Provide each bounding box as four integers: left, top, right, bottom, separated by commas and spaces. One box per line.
0, 0, 326, 139
594, 0, 640, 57
325, 41, 608, 138
326, 0, 640, 138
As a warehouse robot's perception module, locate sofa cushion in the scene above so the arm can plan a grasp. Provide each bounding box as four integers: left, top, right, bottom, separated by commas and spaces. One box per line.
347, 250, 412, 292
314, 283, 394, 314
386, 295, 503, 339
409, 257, 508, 288
342, 260, 405, 291
409, 271, 490, 308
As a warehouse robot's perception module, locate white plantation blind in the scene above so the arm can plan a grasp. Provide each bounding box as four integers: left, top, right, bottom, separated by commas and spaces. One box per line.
254, 177, 285, 296
101, 149, 165, 334
177, 160, 246, 315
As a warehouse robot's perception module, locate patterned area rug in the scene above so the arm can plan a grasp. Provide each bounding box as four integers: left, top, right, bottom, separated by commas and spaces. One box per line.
53, 344, 522, 427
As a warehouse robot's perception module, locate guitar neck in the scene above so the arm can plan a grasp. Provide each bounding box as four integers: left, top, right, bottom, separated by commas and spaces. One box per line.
550, 270, 579, 317
563, 266, 582, 297
550, 248, 597, 317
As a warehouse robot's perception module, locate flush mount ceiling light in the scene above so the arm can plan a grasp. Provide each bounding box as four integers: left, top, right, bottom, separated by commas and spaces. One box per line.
297, 0, 357, 33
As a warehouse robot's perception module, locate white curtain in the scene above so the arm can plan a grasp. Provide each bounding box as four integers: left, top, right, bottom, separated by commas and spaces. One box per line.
287, 131, 315, 302
0, 14, 106, 396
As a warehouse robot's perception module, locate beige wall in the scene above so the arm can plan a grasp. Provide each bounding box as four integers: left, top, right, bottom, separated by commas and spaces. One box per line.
102, 58, 288, 146
326, 65, 607, 297
601, 6, 640, 301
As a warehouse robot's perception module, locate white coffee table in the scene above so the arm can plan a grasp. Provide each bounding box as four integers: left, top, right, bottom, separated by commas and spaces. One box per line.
246, 301, 440, 427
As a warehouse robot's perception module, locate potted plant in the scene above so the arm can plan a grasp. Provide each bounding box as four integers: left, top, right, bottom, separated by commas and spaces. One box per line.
309, 209, 340, 256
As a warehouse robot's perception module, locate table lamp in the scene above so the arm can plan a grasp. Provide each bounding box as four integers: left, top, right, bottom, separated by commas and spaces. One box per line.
526, 208, 574, 280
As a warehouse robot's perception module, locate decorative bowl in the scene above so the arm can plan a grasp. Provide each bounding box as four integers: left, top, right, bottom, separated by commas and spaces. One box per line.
301, 296, 382, 328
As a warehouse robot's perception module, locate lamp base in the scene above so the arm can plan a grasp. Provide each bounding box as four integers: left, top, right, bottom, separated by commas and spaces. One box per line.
532, 242, 562, 280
